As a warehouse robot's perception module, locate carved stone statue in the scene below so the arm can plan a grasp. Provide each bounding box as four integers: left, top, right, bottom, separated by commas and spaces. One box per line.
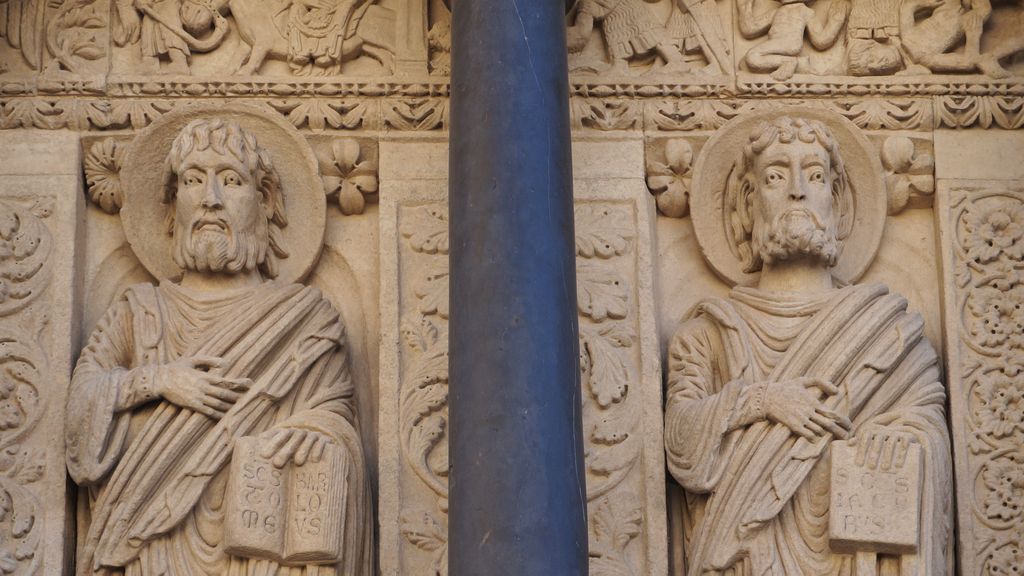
666, 113, 952, 575
66, 113, 372, 575
738, 0, 850, 80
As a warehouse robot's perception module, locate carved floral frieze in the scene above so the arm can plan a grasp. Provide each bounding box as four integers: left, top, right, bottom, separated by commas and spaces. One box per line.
941, 184, 1024, 576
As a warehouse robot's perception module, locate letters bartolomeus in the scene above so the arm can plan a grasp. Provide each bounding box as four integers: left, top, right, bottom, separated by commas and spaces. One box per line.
665, 112, 952, 575
65, 111, 372, 575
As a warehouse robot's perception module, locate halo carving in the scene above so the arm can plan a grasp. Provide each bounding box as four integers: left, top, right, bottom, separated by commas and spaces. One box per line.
690, 107, 887, 287
119, 103, 326, 284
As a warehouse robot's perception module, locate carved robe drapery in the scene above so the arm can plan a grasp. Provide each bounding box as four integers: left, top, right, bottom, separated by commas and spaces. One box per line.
66, 281, 372, 576
665, 283, 952, 575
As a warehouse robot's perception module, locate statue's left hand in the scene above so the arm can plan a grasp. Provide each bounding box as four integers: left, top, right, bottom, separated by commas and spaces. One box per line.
851, 426, 917, 471
258, 428, 334, 468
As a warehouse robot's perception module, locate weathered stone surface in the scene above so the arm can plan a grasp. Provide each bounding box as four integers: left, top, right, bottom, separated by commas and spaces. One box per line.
379, 135, 667, 576
65, 108, 372, 575
938, 179, 1024, 576
0, 2, 1019, 573
664, 110, 953, 576
0, 130, 82, 575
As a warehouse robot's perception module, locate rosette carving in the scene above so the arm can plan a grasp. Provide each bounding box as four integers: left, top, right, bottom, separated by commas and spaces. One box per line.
946, 186, 1024, 576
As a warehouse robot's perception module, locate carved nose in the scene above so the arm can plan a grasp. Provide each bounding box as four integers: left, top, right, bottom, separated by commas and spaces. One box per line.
788, 182, 807, 201
201, 181, 224, 209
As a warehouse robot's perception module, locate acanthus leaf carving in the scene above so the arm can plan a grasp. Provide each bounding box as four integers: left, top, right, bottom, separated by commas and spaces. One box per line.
401, 206, 449, 255
575, 204, 635, 258
269, 99, 369, 132
399, 509, 448, 576
0, 201, 52, 316
588, 494, 642, 576
573, 99, 642, 131
0, 326, 50, 576
43, 0, 107, 75
383, 98, 447, 131
577, 263, 629, 322
936, 96, 1024, 130
394, 200, 648, 575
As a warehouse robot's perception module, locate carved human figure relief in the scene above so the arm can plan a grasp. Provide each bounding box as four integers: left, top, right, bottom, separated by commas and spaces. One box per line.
65, 106, 372, 575
665, 110, 953, 575
111, 0, 395, 76
737, 0, 850, 80
566, 0, 731, 76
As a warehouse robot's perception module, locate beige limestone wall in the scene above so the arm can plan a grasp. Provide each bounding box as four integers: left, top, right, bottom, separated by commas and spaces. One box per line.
0, 130, 82, 574
0, 1, 1022, 573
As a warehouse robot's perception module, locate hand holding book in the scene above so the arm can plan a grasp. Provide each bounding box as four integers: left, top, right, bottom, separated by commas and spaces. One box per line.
225, 431, 350, 566
259, 428, 334, 468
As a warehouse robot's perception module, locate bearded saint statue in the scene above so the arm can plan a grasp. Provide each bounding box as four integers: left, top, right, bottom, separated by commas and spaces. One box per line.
65, 117, 372, 575
664, 116, 952, 575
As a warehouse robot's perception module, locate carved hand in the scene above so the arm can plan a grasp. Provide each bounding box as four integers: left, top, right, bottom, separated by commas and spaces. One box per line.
763, 377, 851, 441
155, 355, 252, 419
259, 428, 334, 468
853, 426, 918, 471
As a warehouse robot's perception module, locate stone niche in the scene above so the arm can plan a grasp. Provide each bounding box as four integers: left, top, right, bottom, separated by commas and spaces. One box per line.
0, 1, 1021, 575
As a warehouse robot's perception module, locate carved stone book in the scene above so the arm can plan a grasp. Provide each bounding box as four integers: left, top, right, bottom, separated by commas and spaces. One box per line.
225, 435, 349, 565
829, 440, 923, 555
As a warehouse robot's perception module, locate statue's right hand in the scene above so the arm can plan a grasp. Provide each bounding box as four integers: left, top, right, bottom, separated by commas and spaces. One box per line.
763, 377, 851, 441
155, 356, 252, 419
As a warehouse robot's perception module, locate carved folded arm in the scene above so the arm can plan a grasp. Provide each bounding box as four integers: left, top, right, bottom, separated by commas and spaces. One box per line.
737, 0, 775, 39
806, 1, 849, 50
664, 318, 754, 492
65, 299, 138, 485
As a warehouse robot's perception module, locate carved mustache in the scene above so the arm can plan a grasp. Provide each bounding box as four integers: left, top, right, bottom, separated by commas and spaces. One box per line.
191, 214, 229, 233
774, 207, 827, 231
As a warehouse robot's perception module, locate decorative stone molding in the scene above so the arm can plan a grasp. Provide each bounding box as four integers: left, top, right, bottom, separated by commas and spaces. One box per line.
0, 131, 83, 575
939, 182, 1024, 576
380, 142, 666, 576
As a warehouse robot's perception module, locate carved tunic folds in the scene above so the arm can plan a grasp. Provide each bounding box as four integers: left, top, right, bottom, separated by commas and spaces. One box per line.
578, 0, 663, 60
66, 281, 372, 576
664, 284, 952, 575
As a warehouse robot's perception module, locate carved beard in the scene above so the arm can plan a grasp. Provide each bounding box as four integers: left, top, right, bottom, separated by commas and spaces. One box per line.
752, 208, 839, 268
173, 217, 268, 275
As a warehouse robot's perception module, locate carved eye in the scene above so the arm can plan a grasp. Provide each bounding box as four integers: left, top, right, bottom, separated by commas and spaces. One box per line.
765, 170, 784, 185
183, 174, 202, 186
808, 169, 825, 183
222, 171, 242, 186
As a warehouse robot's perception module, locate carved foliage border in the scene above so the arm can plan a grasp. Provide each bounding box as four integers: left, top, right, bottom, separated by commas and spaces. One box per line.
392, 200, 650, 576
0, 196, 57, 574
1, 95, 1022, 133
943, 185, 1024, 576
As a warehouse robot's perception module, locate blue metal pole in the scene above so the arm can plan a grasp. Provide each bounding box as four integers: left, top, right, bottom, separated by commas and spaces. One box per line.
448, 0, 588, 574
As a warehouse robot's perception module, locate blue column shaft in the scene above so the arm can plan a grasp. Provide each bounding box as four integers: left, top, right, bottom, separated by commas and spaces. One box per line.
448, 0, 588, 574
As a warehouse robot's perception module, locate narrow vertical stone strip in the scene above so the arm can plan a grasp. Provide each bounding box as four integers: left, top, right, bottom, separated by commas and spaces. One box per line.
448, 0, 589, 574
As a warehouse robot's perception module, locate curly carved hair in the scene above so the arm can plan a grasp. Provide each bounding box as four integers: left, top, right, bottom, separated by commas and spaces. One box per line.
724, 116, 854, 273
164, 118, 289, 278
